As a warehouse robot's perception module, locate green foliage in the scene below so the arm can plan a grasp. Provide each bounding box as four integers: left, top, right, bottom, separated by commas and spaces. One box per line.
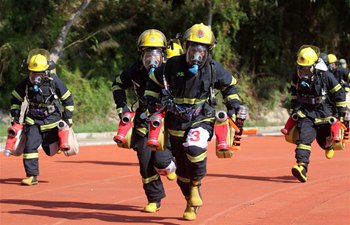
1, 0, 350, 129
57, 65, 113, 123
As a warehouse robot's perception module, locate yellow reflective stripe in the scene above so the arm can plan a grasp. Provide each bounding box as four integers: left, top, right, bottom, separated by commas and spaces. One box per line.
168, 129, 185, 137
149, 72, 164, 88
297, 110, 306, 118
177, 175, 190, 183
67, 118, 73, 124
12, 90, 23, 102
64, 105, 74, 111
11, 104, 21, 110
40, 121, 60, 131
297, 144, 311, 151
23, 153, 39, 159
61, 90, 72, 100
136, 127, 147, 135
224, 94, 240, 102
116, 107, 123, 114
25, 117, 35, 125
186, 151, 207, 163
173, 98, 207, 105
336, 101, 347, 107
329, 84, 341, 94
112, 85, 122, 92
115, 76, 122, 84
222, 77, 237, 92
314, 116, 332, 124
142, 174, 160, 184
144, 90, 159, 99
192, 117, 215, 127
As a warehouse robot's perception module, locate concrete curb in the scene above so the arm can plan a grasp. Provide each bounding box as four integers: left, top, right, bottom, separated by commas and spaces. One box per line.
0, 126, 284, 148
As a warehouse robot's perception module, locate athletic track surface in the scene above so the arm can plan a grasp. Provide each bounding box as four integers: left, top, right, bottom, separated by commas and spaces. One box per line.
1, 136, 349, 225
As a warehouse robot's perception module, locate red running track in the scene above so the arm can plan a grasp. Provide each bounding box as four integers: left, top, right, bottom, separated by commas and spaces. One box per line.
1, 136, 349, 225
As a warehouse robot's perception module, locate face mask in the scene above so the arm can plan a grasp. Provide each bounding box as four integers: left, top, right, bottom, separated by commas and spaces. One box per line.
297, 66, 313, 80
29, 72, 45, 92
142, 49, 163, 74
186, 44, 208, 74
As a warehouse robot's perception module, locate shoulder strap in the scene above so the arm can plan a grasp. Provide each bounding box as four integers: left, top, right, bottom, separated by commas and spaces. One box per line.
209, 61, 217, 106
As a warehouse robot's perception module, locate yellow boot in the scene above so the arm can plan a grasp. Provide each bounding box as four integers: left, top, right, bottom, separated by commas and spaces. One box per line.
167, 171, 177, 181
325, 149, 334, 159
291, 163, 307, 183
183, 199, 199, 221
190, 181, 203, 207
143, 202, 161, 213
21, 176, 38, 186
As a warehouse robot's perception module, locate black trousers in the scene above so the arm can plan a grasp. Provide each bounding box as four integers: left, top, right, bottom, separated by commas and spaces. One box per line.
23, 125, 59, 177
296, 117, 332, 170
133, 131, 173, 203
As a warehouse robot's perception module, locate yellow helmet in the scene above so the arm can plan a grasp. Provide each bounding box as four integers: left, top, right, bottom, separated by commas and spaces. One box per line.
137, 29, 167, 49
328, 54, 338, 64
166, 42, 183, 59
28, 54, 49, 72
296, 46, 319, 66
183, 23, 216, 49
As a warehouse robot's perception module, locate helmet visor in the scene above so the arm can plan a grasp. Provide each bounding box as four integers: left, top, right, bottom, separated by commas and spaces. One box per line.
142, 48, 163, 70
297, 66, 314, 79
186, 43, 208, 67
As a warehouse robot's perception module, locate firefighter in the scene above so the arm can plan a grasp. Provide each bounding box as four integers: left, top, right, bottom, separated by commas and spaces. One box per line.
289, 46, 347, 183
10, 49, 74, 185
111, 29, 176, 213
339, 58, 347, 70
328, 54, 350, 92
144, 23, 241, 221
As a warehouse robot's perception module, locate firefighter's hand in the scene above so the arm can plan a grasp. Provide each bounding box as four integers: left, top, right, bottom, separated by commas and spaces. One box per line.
119, 106, 131, 119
63, 118, 72, 127
216, 149, 233, 158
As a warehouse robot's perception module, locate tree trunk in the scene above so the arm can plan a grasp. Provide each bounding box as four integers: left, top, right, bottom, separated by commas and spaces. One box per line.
50, 0, 91, 63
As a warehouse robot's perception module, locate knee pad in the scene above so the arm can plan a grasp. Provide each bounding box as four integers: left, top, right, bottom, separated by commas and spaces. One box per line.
154, 160, 176, 176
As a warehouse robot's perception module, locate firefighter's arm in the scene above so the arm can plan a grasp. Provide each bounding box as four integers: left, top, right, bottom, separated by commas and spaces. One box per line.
290, 75, 301, 114
144, 69, 164, 115
216, 66, 241, 121
10, 78, 27, 124
53, 74, 74, 127
112, 72, 132, 118
328, 74, 347, 119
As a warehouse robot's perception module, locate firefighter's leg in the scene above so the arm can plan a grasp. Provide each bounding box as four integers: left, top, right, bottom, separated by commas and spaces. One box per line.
22, 125, 42, 185
135, 133, 165, 212
183, 126, 211, 209
292, 118, 316, 183
41, 127, 60, 156
168, 135, 198, 220
315, 124, 335, 159
153, 146, 176, 181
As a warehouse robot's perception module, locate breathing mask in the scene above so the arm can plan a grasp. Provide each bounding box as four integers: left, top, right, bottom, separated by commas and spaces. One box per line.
29, 71, 46, 93
142, 48, 163, 75
186, 43, 208, 75
297, 66, 314, 92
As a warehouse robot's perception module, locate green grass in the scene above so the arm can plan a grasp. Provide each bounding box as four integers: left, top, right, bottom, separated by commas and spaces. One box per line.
72, 121, 119, 133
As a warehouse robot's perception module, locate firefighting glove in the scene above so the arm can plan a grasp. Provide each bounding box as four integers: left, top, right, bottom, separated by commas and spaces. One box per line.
227, 109, 237, 122
216, 149, 234, 158
63, 118, 73, 127
118, 106, 130, 120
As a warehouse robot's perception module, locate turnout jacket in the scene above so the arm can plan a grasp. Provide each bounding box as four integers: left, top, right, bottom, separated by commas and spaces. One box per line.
144, 54, 240, 129
333, 67, 350, 92
11, 73, 74, 131
112, 60, 149, 135
290, 70, 346, 123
